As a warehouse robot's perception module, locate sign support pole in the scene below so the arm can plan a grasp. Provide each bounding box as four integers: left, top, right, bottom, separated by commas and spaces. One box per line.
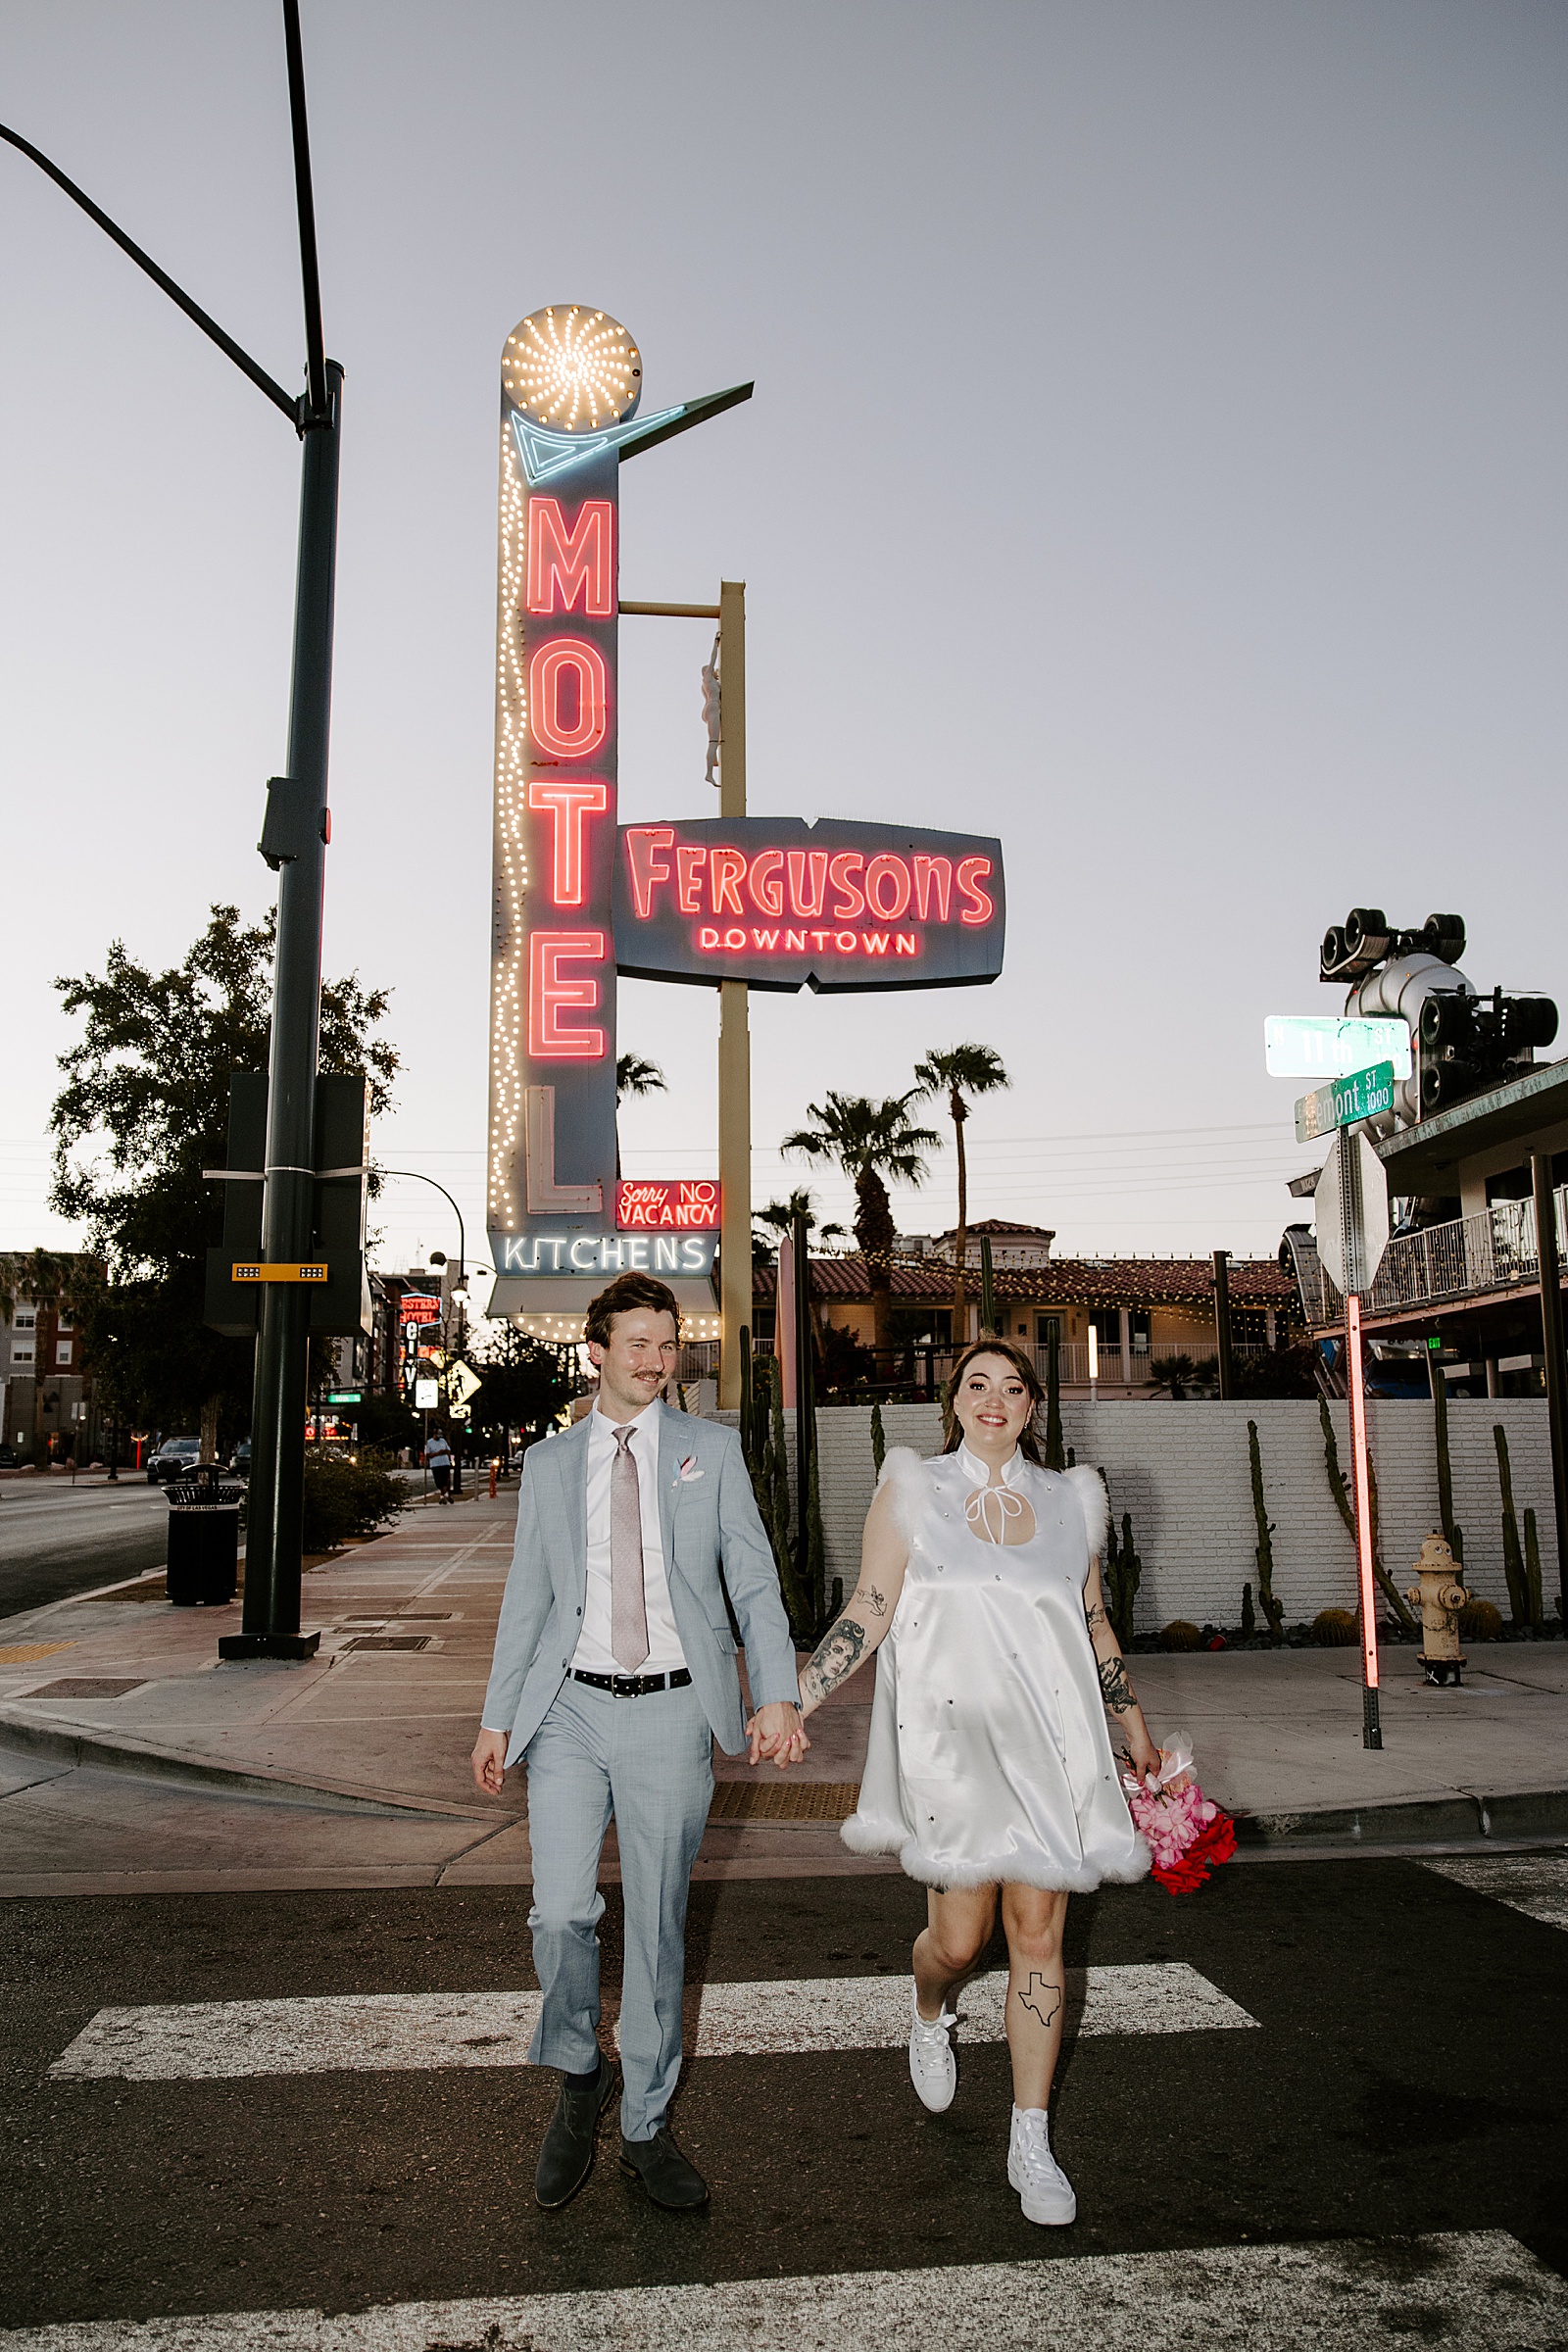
717, 578, 750, 1410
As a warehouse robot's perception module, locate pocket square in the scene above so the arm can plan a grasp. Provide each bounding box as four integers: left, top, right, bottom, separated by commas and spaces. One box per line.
677, 1457, 705, 1483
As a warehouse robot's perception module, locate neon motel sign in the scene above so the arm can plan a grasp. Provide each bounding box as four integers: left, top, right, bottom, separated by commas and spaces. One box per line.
485, 308, 1005, 1312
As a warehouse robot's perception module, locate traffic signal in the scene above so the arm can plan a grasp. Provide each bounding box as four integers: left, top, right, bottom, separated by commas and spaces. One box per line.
1320, 909, 1466, 984
1418, 987, 1558, 1113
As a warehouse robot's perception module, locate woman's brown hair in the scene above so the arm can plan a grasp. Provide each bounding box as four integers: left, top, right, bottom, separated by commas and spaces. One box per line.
941, 1338, 1047, 1466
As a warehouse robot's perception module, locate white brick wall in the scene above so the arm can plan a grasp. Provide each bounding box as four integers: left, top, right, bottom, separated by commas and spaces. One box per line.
795, 1399, 1558, 1633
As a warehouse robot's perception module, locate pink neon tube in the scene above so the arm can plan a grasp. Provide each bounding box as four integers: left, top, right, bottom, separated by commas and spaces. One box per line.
1346, 1294, 1380, 1690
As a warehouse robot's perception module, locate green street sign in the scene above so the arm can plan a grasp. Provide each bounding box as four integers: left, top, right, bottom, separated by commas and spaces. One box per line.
324, 1389, 364, 1405
1296, 1060, 1396, 1144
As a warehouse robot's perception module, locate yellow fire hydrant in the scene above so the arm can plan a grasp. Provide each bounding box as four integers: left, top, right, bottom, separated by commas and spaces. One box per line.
1405, 1533, 1471, 1689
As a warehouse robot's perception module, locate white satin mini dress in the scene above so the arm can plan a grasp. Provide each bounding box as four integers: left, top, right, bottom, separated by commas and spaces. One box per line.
841, 1446, 1151, 1893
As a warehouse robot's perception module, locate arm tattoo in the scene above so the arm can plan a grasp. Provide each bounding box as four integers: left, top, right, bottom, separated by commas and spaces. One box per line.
1097, 1652, 1138, 1714
864, 1585, 888, 1618
1084, 1598, 1106, 1632
1015, 1973, 1061, 2030
798, 1617, 868, 1709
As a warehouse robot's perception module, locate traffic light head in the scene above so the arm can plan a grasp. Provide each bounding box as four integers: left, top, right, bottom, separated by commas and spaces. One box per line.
1320, 908, 1468, 983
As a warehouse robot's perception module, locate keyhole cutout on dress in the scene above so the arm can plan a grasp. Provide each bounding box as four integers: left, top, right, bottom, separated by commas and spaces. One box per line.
962, 1483, 1037, 1546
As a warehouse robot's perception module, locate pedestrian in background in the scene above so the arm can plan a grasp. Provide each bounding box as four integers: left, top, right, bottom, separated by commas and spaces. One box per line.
425, 1428, 454, 1503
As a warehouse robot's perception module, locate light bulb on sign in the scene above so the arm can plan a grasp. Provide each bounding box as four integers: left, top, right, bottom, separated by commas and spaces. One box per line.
503, 306, 642, 431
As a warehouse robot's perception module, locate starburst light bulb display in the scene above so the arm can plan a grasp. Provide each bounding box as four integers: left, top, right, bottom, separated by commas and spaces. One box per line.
503, 307, 643, 431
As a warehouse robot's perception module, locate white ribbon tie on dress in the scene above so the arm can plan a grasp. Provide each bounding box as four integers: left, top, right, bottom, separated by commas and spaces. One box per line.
610, 1424, 651, 1671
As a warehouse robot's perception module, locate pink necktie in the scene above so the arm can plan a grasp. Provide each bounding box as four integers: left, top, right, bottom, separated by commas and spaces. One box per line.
611, 1425, 650, 1672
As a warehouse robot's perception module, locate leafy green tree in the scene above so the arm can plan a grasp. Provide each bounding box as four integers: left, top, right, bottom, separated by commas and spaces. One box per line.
468, 1321, 574, 1444
49, 904, 399, 1452
911, 1043, 1009, 1336
783, 1092, 938, 1356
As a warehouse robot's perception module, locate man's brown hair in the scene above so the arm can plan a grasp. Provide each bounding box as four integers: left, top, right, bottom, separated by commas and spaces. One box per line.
584, 1271, 683, 1349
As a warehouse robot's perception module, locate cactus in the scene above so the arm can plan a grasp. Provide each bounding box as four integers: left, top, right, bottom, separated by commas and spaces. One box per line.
1044, 1325, 1065, 1471
1524, 1507, 1544, 1632
1432, 1365, 1465, 1564
1103, 1502, 1142, 1648
1066, 1445, 1076, 1467
1493, 1424, 1531, 1627
807, 1442, 828, 1633
1247, 1418, 1285, 1641
1241, 1581, 1256, 1637
749, 1355, 809, 1633
739, 1326, 754, 1463
870, 1398, 886, 1481
1319, 1396, 1416, 1633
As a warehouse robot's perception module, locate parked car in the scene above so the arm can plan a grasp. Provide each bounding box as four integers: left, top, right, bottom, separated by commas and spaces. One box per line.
0, 1444, 15, 1469
233, 1438, 251, 1479
147, 1436, 202, 1486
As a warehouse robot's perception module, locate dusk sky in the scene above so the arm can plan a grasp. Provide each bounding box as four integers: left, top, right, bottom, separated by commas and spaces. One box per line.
3, 1, 1565, 1293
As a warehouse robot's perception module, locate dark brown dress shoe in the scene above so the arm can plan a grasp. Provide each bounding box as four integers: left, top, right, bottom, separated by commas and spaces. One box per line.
534, 2052, 617, 2209
618, 2125, 710, 2210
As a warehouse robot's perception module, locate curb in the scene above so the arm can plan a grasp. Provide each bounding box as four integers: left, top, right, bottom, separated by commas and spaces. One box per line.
0, 1711, 489, 1824
1234, 1788, 1568, 1848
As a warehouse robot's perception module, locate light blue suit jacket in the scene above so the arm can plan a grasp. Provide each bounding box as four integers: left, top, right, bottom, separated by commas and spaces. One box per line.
481, 1400, 801, 1763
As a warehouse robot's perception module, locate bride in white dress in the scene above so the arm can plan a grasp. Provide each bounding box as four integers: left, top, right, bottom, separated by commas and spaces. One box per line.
795, 1340, 1161, 2228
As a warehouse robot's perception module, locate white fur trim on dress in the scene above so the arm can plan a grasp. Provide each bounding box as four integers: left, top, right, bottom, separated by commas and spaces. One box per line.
873, 1445, 928, 1541
840, 1808, 1151, 1892
1062, 1463, 1110, 1562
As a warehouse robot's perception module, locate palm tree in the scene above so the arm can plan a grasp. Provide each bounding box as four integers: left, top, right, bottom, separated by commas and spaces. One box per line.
614, 1052, 665, 1178
912, 1044, 1009, 1339
755, 1190, 848, 1250
782, 1093, 938, 1356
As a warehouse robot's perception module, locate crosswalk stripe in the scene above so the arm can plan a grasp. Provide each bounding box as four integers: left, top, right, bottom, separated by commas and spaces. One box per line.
0, 2230, 1559, 2349
1424, 1853, 1568, 1932
49, 1961, 1255, 2082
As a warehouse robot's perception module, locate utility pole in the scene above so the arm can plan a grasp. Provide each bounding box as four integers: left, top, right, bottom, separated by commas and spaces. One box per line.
1212, 1250, 1234, 1398
1532, 1152, 1568, 1621
717, 579, 751, 1411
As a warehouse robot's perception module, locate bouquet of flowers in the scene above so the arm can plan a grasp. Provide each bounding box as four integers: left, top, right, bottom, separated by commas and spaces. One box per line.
1120, 1734, 1236, 1895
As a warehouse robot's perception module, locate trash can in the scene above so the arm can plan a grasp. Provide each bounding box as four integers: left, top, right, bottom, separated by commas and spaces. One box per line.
165, 1464, 242, 1605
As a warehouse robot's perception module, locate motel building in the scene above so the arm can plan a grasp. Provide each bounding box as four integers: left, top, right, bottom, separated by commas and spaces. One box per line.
751, 1220, 1301, 1398
1283, 1060, 1568, 1400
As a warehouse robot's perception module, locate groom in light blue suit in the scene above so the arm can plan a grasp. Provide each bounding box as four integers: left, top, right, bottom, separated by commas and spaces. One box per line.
472, 1271, 804, 2213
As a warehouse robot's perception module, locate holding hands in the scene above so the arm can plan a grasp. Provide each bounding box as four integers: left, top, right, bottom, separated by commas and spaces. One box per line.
747, 1699, 809, 1770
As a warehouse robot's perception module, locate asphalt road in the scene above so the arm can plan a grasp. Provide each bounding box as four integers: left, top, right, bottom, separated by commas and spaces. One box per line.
0, 1479, 169, 1619
0, 1855, 1562, 2336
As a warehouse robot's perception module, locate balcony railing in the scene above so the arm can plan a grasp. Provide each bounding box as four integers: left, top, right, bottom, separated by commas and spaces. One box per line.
1297, 1185, 1568, 1327
676, 1337, 1268, 1395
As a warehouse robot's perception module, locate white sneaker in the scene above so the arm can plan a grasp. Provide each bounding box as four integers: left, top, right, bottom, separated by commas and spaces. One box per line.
907, 1991, 957, 2112
1007, 2105, 1076, 2225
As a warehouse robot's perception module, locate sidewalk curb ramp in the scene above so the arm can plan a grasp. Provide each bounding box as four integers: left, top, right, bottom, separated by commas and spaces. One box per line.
1234, 1788, 1568, 1848
0, 1711, 492, 1823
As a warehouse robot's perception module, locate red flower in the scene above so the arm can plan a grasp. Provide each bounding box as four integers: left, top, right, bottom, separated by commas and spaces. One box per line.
1150, 1807, 1237, 1896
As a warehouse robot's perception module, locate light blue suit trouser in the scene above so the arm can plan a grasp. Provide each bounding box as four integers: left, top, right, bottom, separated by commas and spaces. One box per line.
523, 1676, 714, 2140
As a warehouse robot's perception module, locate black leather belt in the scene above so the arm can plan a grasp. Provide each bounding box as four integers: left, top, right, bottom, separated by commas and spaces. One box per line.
571, 1667, 693, 1698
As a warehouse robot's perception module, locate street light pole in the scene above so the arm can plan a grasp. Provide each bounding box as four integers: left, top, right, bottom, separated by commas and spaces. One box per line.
228, 363, 342, 1660
3, 5, 340, 1662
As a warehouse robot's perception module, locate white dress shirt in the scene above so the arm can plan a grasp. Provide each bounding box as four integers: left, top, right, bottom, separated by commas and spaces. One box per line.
571, 1401, 688, 1676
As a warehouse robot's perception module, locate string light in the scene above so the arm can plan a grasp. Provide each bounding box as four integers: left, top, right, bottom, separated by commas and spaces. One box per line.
504, 307, 642, 432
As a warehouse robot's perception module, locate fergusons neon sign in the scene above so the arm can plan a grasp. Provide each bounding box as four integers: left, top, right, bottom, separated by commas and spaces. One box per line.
486, 308, 1005, 1312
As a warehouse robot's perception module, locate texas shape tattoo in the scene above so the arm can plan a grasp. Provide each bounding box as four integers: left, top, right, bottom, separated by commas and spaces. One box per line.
1016, 1973, 1061, 2030
1097, 1653, 1137, 1714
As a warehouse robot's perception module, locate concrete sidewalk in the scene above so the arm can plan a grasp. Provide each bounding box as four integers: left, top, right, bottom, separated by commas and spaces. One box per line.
0, 1484, 1563, 1895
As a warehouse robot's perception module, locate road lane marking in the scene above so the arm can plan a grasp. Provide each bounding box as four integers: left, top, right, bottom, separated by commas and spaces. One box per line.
50, 1961, 1255, 2081
0, 2231, 1557, 2349
1424, 1853, 1568, 1931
